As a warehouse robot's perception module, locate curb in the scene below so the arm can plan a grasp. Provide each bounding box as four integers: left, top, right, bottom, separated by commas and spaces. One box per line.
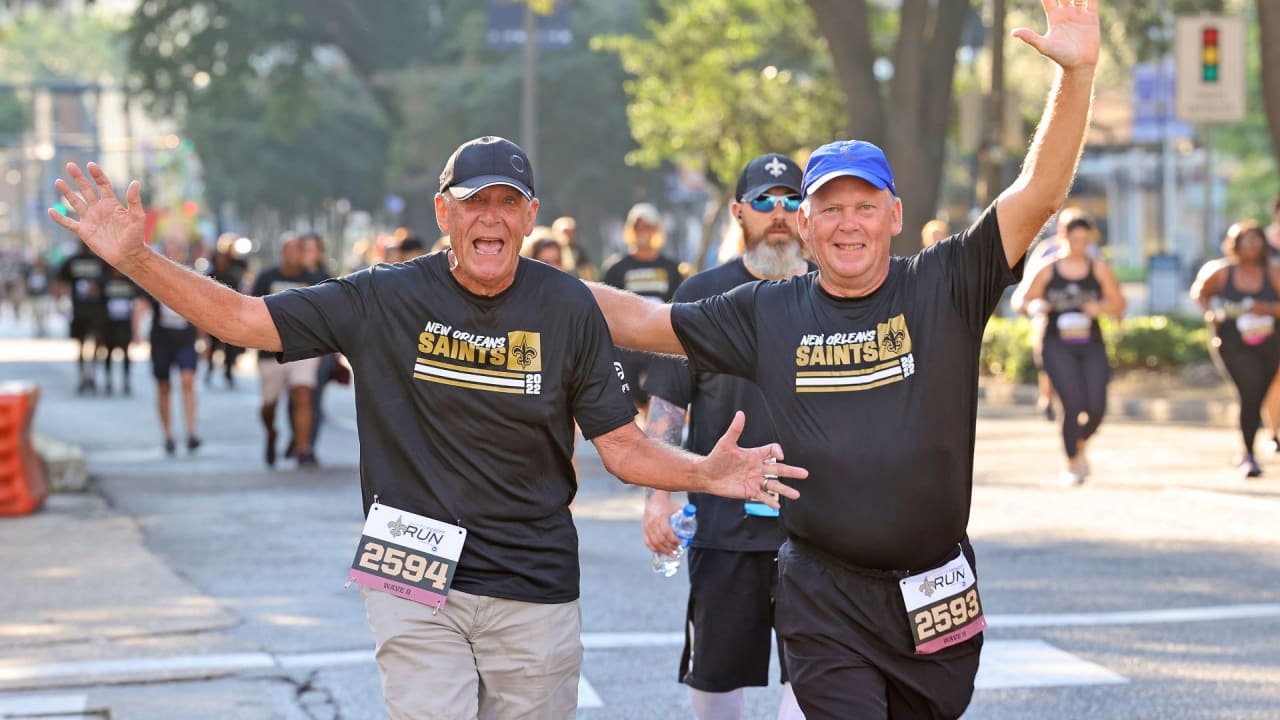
979, 382, 1237, 427
31, 432, 89, 493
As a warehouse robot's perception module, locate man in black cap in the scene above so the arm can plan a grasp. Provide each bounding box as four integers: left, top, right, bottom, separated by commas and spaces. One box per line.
588, 4, 1100, 717
48, 135, 807, 720
643, 153, 811, 720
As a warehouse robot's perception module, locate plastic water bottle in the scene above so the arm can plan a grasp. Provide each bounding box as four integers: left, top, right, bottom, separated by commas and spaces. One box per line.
652, 503, 698, 577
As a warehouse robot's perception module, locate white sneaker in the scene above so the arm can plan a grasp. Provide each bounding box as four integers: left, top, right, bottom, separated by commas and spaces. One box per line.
1059, 469, 1085, 487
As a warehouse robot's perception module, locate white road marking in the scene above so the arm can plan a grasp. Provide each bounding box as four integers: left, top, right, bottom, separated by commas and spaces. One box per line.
974, 640, 1127, 689
8, 601, 1278, 701
990, 603, 1280, 628
1165, 486, 1280, 512
0, 693, 88, 716
577, 676, 603, 708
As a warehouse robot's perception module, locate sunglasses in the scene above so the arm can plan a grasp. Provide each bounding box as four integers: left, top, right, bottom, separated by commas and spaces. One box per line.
748, 194, 802, 213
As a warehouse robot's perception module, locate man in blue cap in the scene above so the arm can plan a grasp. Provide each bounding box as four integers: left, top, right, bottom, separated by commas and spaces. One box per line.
643, 153, 812, 720
47, 135, 807, 720
588, 3, 1100, 717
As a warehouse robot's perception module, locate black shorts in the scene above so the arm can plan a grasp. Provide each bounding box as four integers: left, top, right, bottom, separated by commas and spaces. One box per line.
103, 321, 131, 350
151, 339, 198, 381
679, 548, 786, 692
69, 310, 104, 342
776, 539, 982, 720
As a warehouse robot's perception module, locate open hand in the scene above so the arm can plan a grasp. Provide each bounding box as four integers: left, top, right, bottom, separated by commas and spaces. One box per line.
1012, 0, 1100, 71
695, 411, 805, 510
48, 163, 148, 268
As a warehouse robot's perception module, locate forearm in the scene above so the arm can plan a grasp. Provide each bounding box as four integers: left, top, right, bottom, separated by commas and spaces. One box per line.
603, 435, 708, 494
998, 67, 1095, 262
644, 396, 686, 498
587, 282, 684, 355
119, 250, 282, 351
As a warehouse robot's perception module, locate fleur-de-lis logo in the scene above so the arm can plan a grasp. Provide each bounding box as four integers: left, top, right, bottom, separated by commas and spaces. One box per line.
387, 516, 407, 537
764, 157, 787, 177
512, 340, 538, 369
918, 577, 937, 598
881, 326, 906, 355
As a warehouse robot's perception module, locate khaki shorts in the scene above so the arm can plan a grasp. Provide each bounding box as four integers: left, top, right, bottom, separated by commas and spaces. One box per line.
257, 355, 320, 404
363, 587, 582, 720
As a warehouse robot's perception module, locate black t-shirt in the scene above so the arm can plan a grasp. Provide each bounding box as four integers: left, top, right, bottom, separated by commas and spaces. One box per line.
250, 266, 325, 298
102, 276, 139, 324
57, 252, 108, 315
602, 254, 684, 302
145, 294, 197, 346
669, 206, 1020, 571
644, 258, 811, 552
264, 252, 636, 603
24, 263, 51, 297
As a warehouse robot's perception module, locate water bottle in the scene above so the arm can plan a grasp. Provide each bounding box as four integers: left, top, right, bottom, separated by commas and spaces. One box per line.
652, 503, 698, 577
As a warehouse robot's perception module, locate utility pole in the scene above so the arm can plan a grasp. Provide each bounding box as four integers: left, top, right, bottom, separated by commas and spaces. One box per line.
521, 4, 538, 171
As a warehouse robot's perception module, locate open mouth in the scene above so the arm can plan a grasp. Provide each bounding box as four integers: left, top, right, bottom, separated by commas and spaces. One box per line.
834, 241, 867, 251
473, 238, 505, 255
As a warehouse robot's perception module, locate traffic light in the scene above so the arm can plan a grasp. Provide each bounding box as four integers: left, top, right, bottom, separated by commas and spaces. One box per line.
1201, 26, 1219, 82
181, 200, 199, 217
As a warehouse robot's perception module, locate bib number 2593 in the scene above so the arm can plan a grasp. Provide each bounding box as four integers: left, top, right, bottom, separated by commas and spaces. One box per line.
898, 550, 986, 654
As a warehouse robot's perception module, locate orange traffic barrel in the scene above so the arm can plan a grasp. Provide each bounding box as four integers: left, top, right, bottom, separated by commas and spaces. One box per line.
0, 381, 46, 516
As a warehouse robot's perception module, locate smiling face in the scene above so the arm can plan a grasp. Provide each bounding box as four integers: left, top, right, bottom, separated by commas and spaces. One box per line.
435, 185, 538, 296
798, 175, 902, 298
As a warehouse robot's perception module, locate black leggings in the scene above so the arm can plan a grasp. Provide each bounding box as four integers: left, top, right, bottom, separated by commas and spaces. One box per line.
1042, 336, 1109, 459
1211, 337, 1280, 454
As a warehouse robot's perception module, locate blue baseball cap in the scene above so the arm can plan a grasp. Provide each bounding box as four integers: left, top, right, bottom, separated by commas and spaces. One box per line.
800, 140, 897, 200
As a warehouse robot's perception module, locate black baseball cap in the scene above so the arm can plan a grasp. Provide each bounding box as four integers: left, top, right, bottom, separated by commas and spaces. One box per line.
439, 136, 535, 200
735, 153, 803, 202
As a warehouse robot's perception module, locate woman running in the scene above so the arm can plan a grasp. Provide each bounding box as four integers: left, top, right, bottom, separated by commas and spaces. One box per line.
1191, 221, 1280, 478
1020, 217, 1126, 485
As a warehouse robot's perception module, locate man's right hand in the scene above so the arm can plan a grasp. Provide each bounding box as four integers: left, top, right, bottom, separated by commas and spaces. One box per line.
643, 492, 682, 556
49, 163, 148, 269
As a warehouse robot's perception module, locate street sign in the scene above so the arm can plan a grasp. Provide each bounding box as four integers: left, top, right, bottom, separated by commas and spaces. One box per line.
1175, 15, 1246, 123
1131, 60, 1192, 144
486, 1, 572, 50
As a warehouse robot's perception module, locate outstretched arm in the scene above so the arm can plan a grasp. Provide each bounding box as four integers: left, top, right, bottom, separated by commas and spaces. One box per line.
587, 282, 685, 355
997, 0, 1100, 267
49, 162, 282, 352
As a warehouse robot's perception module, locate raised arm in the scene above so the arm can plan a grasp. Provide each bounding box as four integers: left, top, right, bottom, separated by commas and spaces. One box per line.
587, 282, 685, 355
997, 1, 1100, 267
49, 163, 281, 352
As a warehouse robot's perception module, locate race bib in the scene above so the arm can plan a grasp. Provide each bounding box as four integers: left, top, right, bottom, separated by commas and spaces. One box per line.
1056, 311, 1093, 343
899, 550, 986, 655
347, 502, 467, 609
1236, 313, 1275, 346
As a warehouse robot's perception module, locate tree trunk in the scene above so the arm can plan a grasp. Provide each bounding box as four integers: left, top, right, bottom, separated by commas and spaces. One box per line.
1259, 0, 1280, 176
805, 0, 880, 142
694, 188, 730, 273
807, 0, 973, 256
885, 0, 970, 255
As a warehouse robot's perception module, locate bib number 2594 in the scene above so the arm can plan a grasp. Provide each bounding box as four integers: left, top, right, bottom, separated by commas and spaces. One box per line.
347, 502, 466, 610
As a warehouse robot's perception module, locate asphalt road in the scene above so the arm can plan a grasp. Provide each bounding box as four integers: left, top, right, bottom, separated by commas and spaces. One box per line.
1, 328, 1278, 720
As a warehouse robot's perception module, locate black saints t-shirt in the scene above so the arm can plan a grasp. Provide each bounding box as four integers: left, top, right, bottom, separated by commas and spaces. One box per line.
57, 251, 108, 315
644, 257, 812, 553
102, 275, 139, 324
602, 254, 684, 302
669, 206, 1020, 571
265, 252, 636, 603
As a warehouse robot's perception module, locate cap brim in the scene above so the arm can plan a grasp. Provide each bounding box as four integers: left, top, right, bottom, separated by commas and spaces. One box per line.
739, 182, 802, 202
446, 176, 534, 200
803, 169, 891, 199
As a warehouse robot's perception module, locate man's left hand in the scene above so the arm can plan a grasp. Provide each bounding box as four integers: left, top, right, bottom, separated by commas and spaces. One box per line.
1012, 0, 1100, 71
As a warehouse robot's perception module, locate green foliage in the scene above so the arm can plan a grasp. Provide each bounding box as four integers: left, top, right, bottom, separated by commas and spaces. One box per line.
1212, 6, 1278, 225
0, 91, 30, 138
592, 0, 845, 190
0, 7, 126, 83
981, 315, 1212, 384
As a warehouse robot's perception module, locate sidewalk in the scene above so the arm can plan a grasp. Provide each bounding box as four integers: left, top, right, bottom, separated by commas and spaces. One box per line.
980, 368, 1238, 427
